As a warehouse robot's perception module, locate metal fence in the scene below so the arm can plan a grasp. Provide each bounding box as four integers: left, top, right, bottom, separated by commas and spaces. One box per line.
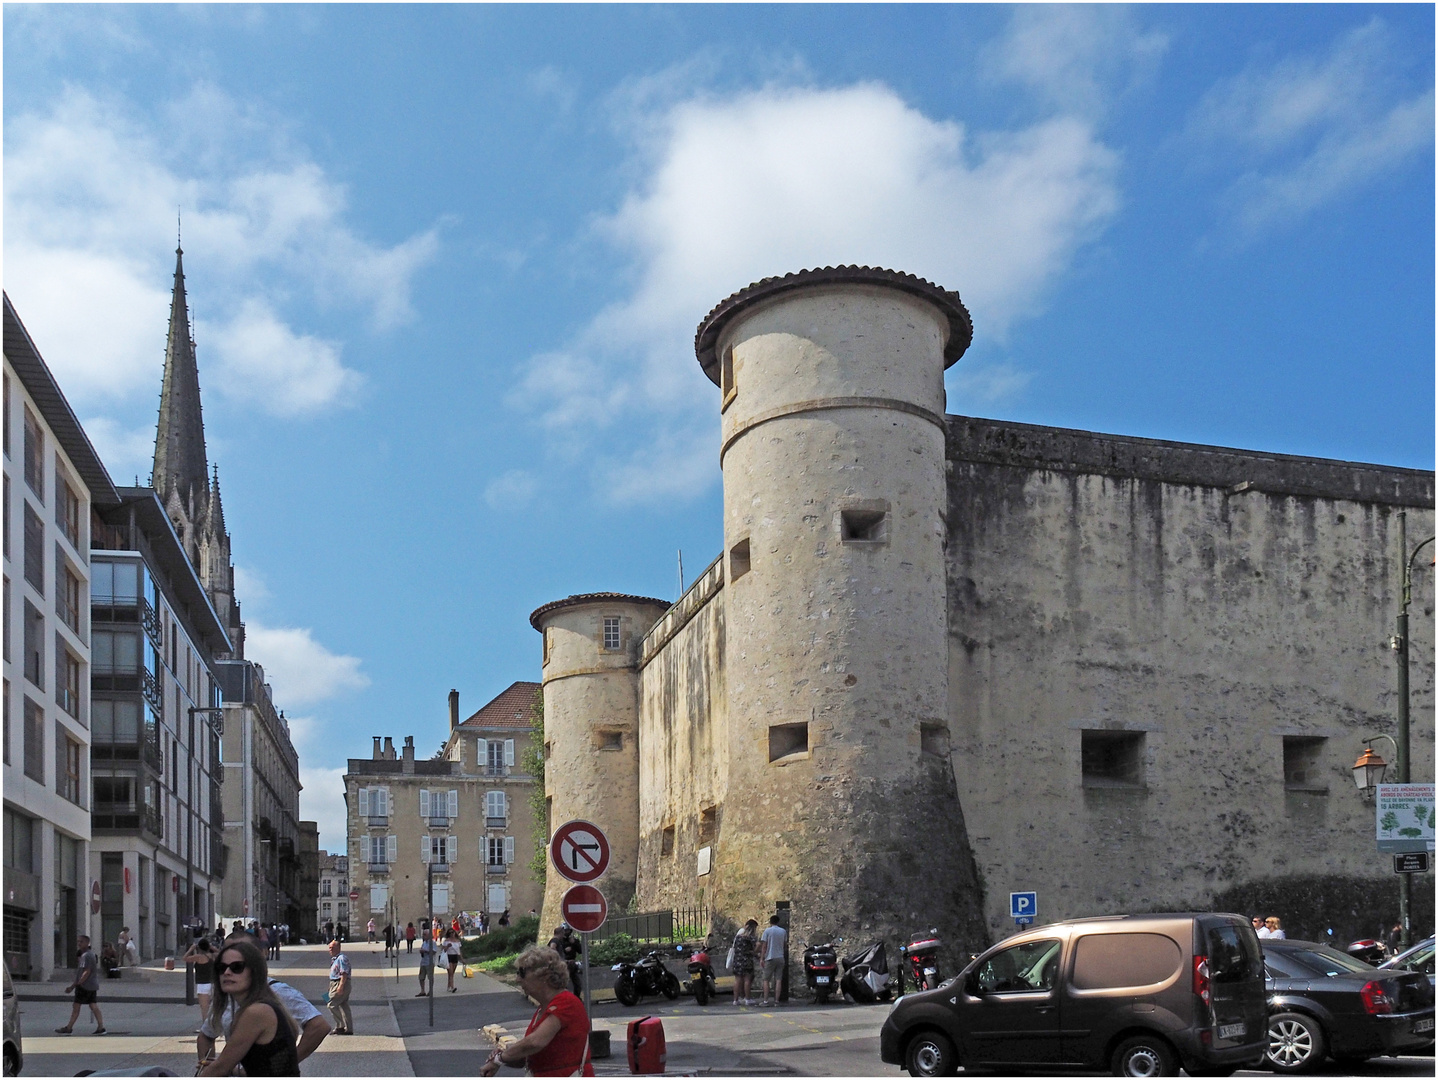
591, 907, 712, 944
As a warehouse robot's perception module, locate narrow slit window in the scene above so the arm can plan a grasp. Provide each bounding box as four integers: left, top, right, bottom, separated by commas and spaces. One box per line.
920, 722, 949, 757
721, 346, 736, 407
729, 537, 751, 582
697, 806, 717, 844
769, 721, 809, 762
840, 508, 888, 543
660, 824, 675, 856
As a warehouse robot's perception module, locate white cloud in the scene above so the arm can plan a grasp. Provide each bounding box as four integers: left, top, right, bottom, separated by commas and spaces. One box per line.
984, 5, 1169, 119
953, 363, 1033, 405
484, 469, 540, 508
3, 85, 435, 416
203, 300, 363, 416
1187, 21, 1434, 232
515, 82, 1119, 503
297, 762, 350, 856
231, 565, 271, 607
80, 415, 158, 486
244, 623, 369, 708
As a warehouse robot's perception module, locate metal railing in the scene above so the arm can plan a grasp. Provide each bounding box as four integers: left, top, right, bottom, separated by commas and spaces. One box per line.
591, 907, 712, 944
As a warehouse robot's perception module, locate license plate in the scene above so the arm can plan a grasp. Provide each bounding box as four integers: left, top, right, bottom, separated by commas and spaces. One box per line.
1217, 1023, 1246, 1039
1414, 1019, 1434, 1034
815, 976, 830, 983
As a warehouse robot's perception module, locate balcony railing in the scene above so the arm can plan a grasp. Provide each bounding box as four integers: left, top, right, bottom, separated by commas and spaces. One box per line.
366, 815, 389, 827
427, 862, 450, 874
485, 863, 508, 875
367, 862, 389, 875
485, 817, 506, 829
427, 816, 451, 828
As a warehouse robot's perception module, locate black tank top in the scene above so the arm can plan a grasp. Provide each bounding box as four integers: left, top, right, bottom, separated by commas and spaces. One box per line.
238, 1002, 300, 1077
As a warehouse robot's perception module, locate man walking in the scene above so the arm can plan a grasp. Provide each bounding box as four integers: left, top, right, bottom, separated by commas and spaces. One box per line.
367, 917, 377, 944
417, 931, 436, 996
383, 921, 395, 958
55, 934, 105, 1034
759, 915, 788, 1006
327, 937, 354, 1035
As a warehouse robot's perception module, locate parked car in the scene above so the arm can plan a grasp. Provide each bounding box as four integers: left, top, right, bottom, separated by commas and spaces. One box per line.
878, 912, 1267, 1077
3, 963, 22, 1077
1379, 936, 1436, 989
1261, 938, 1435, 1073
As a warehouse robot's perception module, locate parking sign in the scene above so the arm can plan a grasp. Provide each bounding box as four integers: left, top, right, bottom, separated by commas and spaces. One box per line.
1010, 892, 1037, 920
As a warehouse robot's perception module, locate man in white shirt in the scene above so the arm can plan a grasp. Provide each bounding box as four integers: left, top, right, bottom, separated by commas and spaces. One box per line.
758, 916, 788, 1006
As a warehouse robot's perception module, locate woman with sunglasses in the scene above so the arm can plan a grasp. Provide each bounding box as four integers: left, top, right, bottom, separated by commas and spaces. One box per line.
199, 939, 300, 1076
479, 946, 593, 1077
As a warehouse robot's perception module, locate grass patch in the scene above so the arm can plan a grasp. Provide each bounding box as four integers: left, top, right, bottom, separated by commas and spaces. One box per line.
470, 951, 522, 976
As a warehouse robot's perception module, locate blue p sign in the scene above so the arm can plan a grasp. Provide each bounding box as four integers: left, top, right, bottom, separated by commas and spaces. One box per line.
1010, 892, 1037, 919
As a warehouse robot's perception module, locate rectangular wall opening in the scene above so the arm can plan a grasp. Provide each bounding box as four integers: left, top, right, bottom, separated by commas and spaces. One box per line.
1081, 730, 1145, 788
920, 722, 950, 757
595, 730, 624, 752
1283, 736, 1327, 791
840, 508, 888, 543
769, 721, 810, 762
697, 806, 717, 844
729, 537, 751, 582
660, 824, 675, 856
721, 346, 737, 409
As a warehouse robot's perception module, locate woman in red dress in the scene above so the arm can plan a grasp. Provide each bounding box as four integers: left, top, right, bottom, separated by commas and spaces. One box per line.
479, 946, 593, 1077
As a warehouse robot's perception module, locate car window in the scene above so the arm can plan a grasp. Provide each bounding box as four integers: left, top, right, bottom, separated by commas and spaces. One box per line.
1206, 923, 1260, 981
1392, 943, 1435, 975
1262, 952, 1309, 979
974, 939, 1061, 994
1281, 946, 1374, 976
1073, 933, 1182, 990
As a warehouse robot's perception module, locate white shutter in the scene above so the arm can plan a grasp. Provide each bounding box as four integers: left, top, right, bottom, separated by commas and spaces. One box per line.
447, 790, 458, 818
447, 835, 458, 864
358, 788, 370, 817
379, 787, 390, 817
504, 836, 514, 864
498, 791, 508, 818
387, 834, 397, 863
421, 835, 430, 863
419, 789, 431, 818
505, 740, 515, 767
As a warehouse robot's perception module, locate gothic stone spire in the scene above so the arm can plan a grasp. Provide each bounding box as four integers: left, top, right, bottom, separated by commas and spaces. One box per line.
152, 244, 209, 508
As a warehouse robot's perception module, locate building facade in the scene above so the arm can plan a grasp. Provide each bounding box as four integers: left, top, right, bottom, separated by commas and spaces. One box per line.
344, 683, 543, 930
3, 294, 119, 980
538, 267, 1436, 956
89, 489, 230, 960
317, 851, 349, 939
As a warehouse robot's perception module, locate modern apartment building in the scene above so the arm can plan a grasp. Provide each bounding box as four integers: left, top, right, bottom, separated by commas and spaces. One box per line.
316, 851, 349, 938
3, 294, 119, 980
344, 682, 542, 928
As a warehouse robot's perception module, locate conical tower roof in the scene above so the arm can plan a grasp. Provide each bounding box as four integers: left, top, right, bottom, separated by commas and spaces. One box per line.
152, 244, 209, 506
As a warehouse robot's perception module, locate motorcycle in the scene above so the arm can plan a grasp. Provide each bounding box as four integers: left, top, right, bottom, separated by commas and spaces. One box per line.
1347, 938, 1387, 966
613, 948, 682, 1007
840, 940, 894, 1004
897, 928, 943, 993
803, 937, 840, 1004
682, 942, 717, 1006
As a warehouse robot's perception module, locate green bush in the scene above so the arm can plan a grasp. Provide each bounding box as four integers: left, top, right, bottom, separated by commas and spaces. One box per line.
588, 932, 641, 965
461, 915, 540, 961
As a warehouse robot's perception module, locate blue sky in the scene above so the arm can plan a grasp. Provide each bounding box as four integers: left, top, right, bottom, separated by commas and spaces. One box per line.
5, 4, 1433, 851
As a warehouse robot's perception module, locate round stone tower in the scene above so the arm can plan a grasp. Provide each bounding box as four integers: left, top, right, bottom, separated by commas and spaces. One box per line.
530, 593, 670, 928
694, 266, 988, 949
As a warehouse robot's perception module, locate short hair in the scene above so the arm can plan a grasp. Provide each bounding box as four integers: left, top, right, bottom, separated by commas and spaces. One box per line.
770, 915, 781, 925
78, 934, 91, 943
515, 945, 570, 990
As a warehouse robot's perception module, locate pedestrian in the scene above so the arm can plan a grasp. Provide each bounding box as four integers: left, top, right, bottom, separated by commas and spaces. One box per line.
326, 938, 353, 1035
323, 920, 334, 943
499, 909, 511, 928
183, 933, 219, 1019
730, 920, 758, 1005
417, 932, 436, 996
758, 915, 788, 1005
258, 924, 270, 958
367, 918, 377, 944
383, 922, 395, 958
1250, 915, 1264, 935
197, 938, 300, 1076
1387, 922, 1403, 955
197, 932, 330, 1069
405, 921, 416, 954
1262, 916, 1286, 940
444, 931, 462, 992
55, 933, 106, 1035
478, 946, 594, 1077
547, 924, 582, 996
116, 927, 134, 967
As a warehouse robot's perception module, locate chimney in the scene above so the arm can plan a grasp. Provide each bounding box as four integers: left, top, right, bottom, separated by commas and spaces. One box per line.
383, 736, 395, 760
402, 735, 415, 775
372, 736, 382, 760
449, 689, 460, 731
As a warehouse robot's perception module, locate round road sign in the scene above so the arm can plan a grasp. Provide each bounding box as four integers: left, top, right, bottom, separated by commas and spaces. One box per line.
349, 891, 360, 901
90, 880, 101, 915
550, 820, 611, 884
560, 884, 608, 933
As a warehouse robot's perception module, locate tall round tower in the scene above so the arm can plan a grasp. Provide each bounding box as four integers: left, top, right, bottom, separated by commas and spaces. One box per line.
530, 593, 670, 928
694, 266, 987, 948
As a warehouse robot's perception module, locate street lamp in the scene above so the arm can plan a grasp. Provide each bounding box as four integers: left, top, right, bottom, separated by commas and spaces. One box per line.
1351, 739, 1393, 796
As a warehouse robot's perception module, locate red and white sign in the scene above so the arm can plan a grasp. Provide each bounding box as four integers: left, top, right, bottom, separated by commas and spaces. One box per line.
91, 880, 102, 915
560, 884, 608, 933
349, 891, 360, 901
550, 820, 610, 884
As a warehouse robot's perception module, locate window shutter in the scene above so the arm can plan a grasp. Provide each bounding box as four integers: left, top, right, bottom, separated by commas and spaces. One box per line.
447, 790, 458, 818
505, 740, 515, 766
421, 835, 430, 863
419, 789, 430, 818
358, 788, 370, 817
504, 836, 514, 864
498, 791, 508, 818
447, 835, 458, 864
387, 834, 397, 863
379, 787, 389, 817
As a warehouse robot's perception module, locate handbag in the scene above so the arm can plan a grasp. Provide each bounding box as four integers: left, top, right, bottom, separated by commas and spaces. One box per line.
725, 945, 735, 971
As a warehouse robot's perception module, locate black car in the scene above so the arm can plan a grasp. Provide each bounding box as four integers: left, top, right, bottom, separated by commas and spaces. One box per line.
1262, 938, 1435, 1073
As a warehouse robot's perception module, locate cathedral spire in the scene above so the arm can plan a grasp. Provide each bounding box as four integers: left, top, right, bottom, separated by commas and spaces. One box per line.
152, 242, 209, 508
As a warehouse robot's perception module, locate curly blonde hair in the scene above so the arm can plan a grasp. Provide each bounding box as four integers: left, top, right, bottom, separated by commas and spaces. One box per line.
515, 945, 570, 990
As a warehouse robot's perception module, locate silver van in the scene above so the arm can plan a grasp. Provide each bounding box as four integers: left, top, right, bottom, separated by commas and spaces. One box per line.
879, 912, 1267, 1076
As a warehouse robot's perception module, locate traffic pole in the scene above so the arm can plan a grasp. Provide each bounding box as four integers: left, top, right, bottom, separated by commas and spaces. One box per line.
582, 931, 591, 1019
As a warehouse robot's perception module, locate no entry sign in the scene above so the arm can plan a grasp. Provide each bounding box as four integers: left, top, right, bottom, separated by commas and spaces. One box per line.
550, 820, 611, 883
560, 884, 608, 933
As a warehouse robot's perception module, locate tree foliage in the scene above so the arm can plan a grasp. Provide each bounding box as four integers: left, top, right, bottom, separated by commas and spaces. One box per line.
522, 687, 548, 887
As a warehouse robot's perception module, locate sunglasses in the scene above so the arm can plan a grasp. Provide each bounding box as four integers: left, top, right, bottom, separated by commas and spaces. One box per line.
217, 960, 249, 975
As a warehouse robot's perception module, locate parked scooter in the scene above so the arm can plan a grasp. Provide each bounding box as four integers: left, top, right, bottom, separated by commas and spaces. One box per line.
613, 948, 682, 1007
840, 940, 894, 1004
802, 937, 840, 1004
1347, 938, 1388, 966
897, 928, 943, 993
683, 942, 717, 1005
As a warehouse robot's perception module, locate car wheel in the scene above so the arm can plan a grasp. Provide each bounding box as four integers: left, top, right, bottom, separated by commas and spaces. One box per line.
904, 1029, 959, 1077
1111, 1034, 1179, 1077
1266, 1012, 1326, 1074
2, 1045, 17, 1078
614, 974, 640, 1007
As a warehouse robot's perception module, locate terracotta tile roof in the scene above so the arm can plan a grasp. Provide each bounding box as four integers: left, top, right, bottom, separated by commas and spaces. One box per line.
460, 681, 540, 731
528, 591, 672, 631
